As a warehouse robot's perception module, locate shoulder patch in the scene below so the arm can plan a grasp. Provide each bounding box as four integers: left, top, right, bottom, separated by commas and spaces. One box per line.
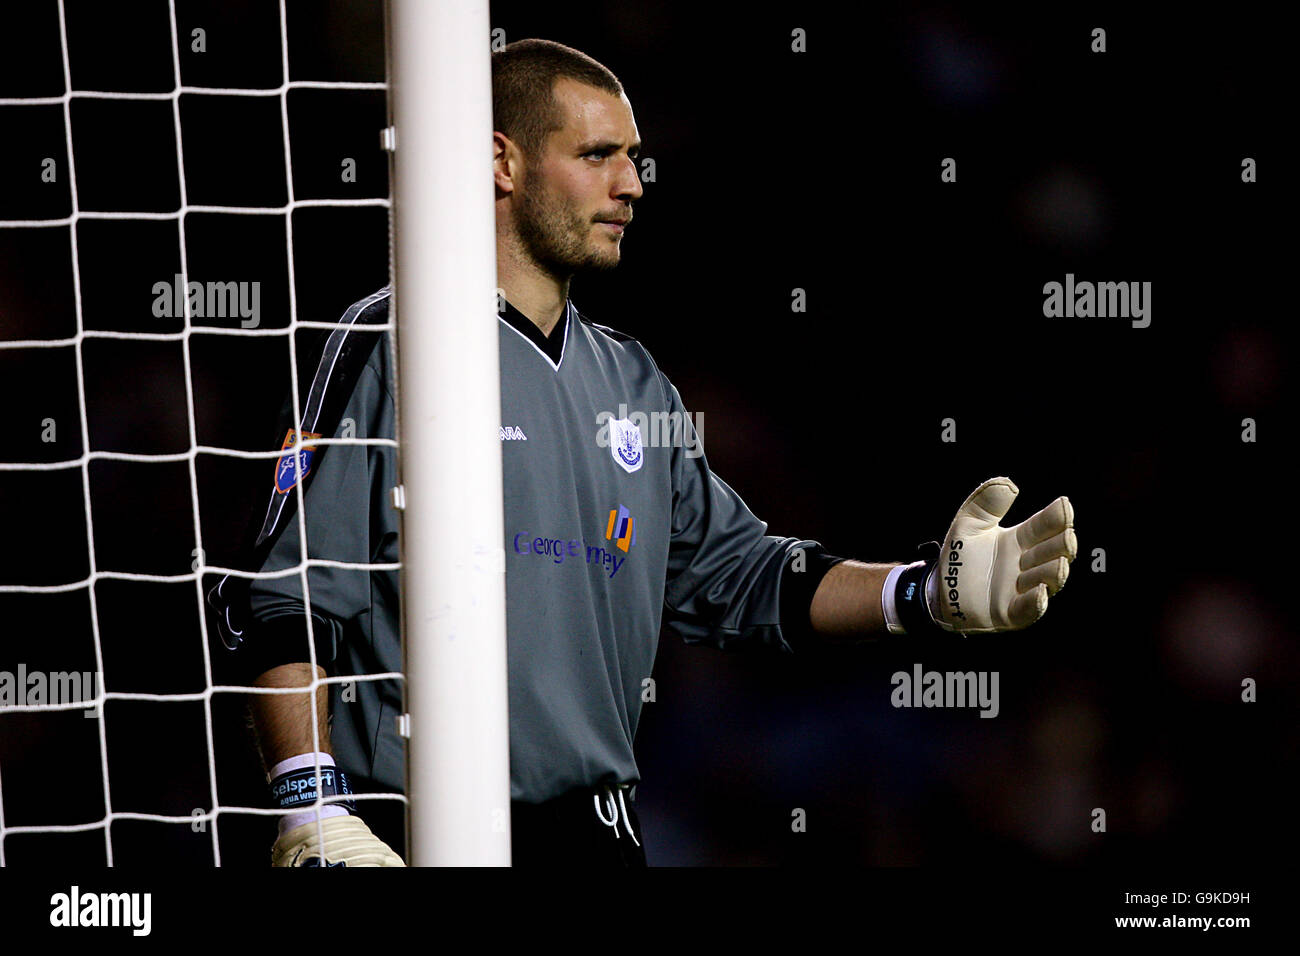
274, 429, 321, 493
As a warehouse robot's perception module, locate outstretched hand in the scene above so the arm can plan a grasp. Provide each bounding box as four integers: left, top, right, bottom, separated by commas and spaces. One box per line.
925, 477, 1077, 635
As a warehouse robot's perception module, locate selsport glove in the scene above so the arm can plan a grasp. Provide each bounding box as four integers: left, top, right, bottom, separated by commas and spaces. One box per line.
924, 476, 1076, 635
271, 814, 405, 867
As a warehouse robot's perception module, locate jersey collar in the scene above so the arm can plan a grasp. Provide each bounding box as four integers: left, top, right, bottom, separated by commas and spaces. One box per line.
498, 299, 570, 371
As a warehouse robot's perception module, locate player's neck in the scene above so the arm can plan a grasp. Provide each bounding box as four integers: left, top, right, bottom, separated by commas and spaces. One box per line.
497, 248, 570, 338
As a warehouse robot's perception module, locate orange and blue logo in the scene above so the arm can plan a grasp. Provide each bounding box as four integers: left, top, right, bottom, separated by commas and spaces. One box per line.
274, 428, 321, 493
605, 504, 636, 553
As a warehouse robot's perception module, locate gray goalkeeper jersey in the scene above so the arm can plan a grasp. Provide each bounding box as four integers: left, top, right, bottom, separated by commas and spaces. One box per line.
246, 287, 823, 803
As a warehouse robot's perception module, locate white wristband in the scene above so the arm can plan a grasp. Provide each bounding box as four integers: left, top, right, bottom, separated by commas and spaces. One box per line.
269, 752, 350, 834
881, 561, 924, 635
269, 751, 336, 781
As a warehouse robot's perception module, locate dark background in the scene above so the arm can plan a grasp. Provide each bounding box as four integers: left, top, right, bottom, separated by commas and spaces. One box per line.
0, 0, 1291, 871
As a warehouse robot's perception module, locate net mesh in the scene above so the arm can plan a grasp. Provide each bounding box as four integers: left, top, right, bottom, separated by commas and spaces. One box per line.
0, 0, 404, 866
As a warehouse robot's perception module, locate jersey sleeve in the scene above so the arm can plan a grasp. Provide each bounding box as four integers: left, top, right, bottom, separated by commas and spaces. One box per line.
205, 289, 396, 686
656, 370, 825, 653
239, 328, 397, 674
248, 364, 389, 618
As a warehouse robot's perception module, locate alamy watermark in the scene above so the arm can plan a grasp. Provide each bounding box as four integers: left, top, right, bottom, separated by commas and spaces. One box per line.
891, 663, 999, 718
1043, 273, 1150, 328
151, 274, 262, 328
595, 403, 704, 458
49, 885, 151, 936
0, 664, 99, 716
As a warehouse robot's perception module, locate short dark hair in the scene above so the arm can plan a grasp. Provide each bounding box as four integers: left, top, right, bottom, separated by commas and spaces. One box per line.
492, 39, 624, 164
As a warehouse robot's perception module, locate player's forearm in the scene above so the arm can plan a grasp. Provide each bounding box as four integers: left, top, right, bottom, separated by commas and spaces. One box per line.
250, 663, 332, 771
808, 560, 901, 639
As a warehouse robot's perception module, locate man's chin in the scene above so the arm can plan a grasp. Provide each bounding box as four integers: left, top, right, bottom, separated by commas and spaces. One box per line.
572, 248, 623, 273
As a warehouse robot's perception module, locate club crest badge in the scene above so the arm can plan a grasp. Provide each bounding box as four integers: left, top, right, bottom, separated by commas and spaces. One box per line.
608, 417, 643, 474
274, 428, 322, 493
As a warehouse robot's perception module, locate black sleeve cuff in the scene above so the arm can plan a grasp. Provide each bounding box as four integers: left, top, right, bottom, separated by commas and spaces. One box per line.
215, 611, 340, 686
778, 544, 847, 652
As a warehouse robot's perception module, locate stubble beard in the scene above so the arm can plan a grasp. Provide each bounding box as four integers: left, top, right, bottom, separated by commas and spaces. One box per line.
515, 170, 622, 277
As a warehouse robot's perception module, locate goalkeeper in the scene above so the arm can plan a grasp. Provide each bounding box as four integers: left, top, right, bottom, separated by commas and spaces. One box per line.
207, 39, 1078, 867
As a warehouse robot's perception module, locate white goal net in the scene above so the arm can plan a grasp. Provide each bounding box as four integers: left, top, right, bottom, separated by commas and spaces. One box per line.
0, 0, 427, 867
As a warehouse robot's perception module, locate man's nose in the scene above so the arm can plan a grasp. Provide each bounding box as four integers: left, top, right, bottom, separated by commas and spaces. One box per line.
614, 154, 644, 201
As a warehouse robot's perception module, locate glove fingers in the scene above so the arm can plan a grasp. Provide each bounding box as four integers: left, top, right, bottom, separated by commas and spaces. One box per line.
1014, 496, 1074, 549
1007, 583, 1049, 629
272, 815, 405, 867
1017, 555, 1069, 596
955, 477, 1020, 531
1019, 527, 1078, 571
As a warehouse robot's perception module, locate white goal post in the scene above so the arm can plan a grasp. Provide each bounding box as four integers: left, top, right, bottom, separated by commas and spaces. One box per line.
0, 0, 506, 870
388, 0, 512, 866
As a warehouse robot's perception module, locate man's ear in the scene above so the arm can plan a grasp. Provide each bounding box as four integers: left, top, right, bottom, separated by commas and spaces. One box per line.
493, 131, 518, 197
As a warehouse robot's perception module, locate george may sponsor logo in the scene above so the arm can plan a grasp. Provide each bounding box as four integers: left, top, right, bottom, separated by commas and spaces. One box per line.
50, 886, 152, 936
891, 664, 1000, 718
512, 505, 637, 579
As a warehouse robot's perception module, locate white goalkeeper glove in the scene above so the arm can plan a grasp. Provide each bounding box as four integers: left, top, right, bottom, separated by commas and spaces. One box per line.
923, 476, 1076, 634
271, 814, 405, 867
